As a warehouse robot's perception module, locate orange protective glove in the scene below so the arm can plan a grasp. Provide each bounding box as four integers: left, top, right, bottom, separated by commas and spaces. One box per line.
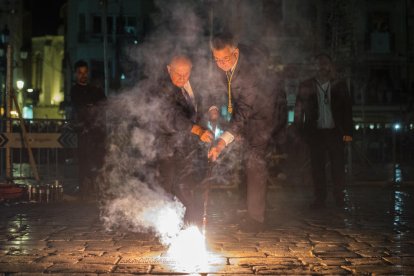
191, 125, 213, 143
208, 138, 226, 162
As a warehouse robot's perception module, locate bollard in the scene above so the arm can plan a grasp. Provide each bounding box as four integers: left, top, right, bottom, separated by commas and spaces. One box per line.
32, 185, 39, 202
46, 184, 50, 203
27, 184, 32, 201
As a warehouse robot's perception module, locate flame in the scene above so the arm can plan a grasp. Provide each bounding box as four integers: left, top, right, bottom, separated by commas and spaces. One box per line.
167, 226, 209, 271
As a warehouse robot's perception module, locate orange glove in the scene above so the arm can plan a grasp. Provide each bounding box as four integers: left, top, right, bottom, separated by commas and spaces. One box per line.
191, 125, 213, 143
208, 138, 226, 162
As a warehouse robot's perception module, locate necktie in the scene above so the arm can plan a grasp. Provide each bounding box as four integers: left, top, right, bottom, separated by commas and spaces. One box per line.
181, 88, 192, 106
226, 70, 235, 114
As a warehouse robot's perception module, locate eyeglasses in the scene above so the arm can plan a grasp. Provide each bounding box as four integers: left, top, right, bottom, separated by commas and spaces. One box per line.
213, 50, 235, 64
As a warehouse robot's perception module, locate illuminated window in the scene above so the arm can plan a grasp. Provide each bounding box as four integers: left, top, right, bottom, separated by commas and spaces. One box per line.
288, 110, 294, 124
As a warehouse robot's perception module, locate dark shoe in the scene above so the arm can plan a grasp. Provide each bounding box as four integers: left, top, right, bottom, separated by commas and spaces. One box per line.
239, 217, 266, 233
309, 200, 326, 209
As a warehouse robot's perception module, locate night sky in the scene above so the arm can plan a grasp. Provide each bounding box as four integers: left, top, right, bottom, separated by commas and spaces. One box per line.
29, 0, 66, 36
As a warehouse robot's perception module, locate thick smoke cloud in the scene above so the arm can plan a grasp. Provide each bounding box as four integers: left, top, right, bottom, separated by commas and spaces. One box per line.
97, 0, 307, 241
98, 0, 216, 243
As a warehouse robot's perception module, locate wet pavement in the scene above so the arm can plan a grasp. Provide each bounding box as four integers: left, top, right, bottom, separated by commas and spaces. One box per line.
1, 183, 414, 275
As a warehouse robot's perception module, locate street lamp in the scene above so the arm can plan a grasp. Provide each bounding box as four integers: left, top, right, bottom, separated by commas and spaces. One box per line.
16, 80, 24, 90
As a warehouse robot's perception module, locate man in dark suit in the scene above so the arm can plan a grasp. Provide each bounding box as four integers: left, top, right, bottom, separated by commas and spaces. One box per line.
70, 60, 107, 201
294, 54, 353, 209
157, 55, 213, 225
208, 33, 277, 232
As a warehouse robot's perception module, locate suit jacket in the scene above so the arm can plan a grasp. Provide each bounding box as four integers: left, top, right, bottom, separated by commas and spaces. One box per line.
70, 83, 107, 136
156, 76, 204, 157
223, 44, 277, 148
294, 78, 353, 138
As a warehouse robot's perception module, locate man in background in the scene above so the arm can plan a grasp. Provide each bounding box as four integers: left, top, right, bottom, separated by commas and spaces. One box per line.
71, 60, 107, 201
294, 54, 353, 209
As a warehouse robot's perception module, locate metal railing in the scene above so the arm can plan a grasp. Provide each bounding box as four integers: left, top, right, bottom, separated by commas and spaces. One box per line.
0, 118, 78, 187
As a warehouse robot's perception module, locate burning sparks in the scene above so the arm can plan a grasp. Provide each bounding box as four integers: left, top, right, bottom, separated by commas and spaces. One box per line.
166, 226, 209, 271
148, 205, 183, 239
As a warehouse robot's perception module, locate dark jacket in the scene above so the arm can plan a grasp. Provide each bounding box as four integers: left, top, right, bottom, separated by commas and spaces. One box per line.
155, 77, 204, 157
294, 78, 353, 137
223, 45, 277, 147
70, 83, 106, 130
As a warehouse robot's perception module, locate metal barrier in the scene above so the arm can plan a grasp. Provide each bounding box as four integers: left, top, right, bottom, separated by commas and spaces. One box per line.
0, 119, 78, 186
1, 118, 412, 188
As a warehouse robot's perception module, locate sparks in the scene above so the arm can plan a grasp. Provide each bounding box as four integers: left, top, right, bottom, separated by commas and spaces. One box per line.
167, 226, 209, 271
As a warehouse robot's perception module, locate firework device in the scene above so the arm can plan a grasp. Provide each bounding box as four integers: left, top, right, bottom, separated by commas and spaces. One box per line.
202, 160, 214, 235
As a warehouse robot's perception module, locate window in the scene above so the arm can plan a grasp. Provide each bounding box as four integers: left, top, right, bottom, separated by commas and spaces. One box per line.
92, 16, 101, 34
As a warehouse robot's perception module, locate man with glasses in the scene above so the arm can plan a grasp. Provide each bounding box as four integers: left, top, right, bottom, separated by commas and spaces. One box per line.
294, 54, 353, 209
158, 55, 213, 226
208, 33, 277, 232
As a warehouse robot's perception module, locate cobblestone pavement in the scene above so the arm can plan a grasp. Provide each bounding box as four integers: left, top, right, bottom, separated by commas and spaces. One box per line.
0, 184, 413, 275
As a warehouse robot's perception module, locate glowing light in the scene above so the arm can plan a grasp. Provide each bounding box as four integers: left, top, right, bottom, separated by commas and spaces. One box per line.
52, 94, 62, 104
394, 123, 401, 130
16, 80, 24, 90
27, 88, 33, 93
369, 124, 374, 130
167, 226, 208, 271
10, 110, 19, 117
148, 206, 183, 239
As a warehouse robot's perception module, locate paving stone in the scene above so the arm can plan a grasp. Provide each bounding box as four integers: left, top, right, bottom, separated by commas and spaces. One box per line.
343, 264, 414, 275
229, 257, 301, 267
311, 265, 351, 274
258, 245, 296, 257
85, 241, 120, 252
354, 247, 390, 257
318, 257, 350, 266
383, 256, 414, 266
345, 257, 387, 266
314, 250, 360, 258
221, 246, 265, 258
78, 254, 120, 265
253, 265, 309, 275
48, 240, 86, 250
45, 263, 114, 273
0, 255, 41, 263
313, 243, 348, 253
0, 262, 53, 273
113, 263, 153, 274
117, 245, 152, 253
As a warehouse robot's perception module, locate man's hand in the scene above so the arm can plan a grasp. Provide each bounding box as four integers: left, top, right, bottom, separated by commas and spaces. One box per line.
208, 138, 226, 162
343, 135, 353, 142
191, 125, 213, 143
200, 130, 214, 143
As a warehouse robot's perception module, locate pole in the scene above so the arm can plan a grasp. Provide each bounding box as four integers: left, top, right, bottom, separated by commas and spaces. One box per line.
202, 161, 214, 236
392, 126, 397, 183
5, 45, 12, 179
102, 0, 109, 97
11, 93, 40, 182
